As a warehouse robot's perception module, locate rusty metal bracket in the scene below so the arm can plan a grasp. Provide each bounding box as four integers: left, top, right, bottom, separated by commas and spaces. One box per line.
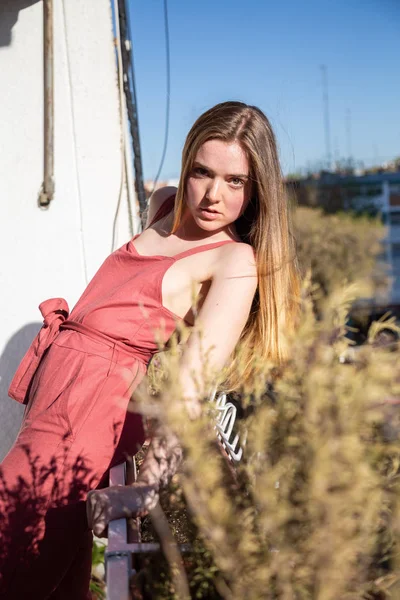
38, 0, 55, 208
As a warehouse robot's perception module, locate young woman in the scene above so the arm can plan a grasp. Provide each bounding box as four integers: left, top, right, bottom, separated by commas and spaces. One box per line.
0, 101, 299, 598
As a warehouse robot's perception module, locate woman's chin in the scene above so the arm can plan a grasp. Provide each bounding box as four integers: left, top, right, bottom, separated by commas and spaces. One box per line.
194, 213, 224, 229
184, 210, 227, 235
195, 220, 224, 234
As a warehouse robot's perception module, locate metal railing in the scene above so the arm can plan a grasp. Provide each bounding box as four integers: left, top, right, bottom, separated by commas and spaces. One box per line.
105, 457, 162, 600
105, 390, 244, 599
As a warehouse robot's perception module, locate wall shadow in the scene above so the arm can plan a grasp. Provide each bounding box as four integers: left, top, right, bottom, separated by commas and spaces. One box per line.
0, 0, 41, 48
0, 323, 41, 461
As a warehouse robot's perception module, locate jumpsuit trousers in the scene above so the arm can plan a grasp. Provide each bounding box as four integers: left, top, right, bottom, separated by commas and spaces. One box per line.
0, 317, 147, 598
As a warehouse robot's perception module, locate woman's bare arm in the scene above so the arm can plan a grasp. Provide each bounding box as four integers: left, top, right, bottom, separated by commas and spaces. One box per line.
138, 243, 257, 481
87, 243, 257, 536
173, 242, 257, 411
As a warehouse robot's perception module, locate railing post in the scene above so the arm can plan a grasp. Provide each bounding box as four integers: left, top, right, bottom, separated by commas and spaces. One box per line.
106, 462, 131, 600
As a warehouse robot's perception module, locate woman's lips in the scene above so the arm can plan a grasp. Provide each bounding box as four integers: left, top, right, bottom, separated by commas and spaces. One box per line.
199, 207, 221, 220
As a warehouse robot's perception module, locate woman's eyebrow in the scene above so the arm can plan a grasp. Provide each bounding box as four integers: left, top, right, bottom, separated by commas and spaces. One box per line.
229, 173, 250, 179
193, 161, 212, 173
193, 161, 249, 179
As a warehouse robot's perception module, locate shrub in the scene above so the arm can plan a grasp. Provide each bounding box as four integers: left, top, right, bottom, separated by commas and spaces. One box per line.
293, 207, 387, 308
145, 284, 400, 600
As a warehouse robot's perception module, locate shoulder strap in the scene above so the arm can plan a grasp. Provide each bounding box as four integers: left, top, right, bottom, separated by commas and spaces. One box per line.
173, 240, 237, 261
148, 194, 175, 228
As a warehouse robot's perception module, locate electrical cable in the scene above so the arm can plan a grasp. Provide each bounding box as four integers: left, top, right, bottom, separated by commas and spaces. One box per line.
149, 0, 171, 196
121, 0, 147, 224
111, 0, 135, 251
61, 0, 89, 284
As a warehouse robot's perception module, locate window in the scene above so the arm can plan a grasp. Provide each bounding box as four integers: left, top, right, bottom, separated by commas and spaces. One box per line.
392, 243, 400, 258
389, 212, 400, 226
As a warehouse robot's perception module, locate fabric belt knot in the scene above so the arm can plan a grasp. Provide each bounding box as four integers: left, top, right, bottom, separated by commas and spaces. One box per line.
8, 298, 153, 405
8, 298, 70, 404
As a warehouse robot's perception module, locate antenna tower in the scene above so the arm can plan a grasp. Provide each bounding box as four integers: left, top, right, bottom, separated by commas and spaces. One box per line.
320, 65, 332, 171
346, 108, 353, 168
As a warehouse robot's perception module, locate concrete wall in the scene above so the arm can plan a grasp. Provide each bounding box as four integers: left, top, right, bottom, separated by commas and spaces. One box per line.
0, 0, 139, 460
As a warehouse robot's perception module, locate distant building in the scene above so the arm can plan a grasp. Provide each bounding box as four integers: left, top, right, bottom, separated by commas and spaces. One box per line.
0, 0, 137, 460
344, 173, 400, 304
287, 171, 400, 307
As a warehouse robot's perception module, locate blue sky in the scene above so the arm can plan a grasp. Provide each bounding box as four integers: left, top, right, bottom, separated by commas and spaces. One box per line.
127, 0, 400, 178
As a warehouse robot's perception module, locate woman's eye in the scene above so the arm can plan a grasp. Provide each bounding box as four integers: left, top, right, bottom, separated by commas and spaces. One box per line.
230, 178, 244, 187
193, 167, 208, 177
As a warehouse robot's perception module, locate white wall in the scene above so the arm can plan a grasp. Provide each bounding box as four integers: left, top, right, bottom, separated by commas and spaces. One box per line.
0, 0, 139, 460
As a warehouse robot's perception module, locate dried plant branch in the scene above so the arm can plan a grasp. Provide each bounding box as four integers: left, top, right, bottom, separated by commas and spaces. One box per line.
149, 502, 191, 600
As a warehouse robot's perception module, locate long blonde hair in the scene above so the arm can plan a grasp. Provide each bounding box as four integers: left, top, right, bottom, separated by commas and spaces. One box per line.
172, 101, 300, 391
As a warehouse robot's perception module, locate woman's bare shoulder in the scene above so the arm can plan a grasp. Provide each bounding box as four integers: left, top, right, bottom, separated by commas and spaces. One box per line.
221, 241, 256, 267
214, 241, 257, 282
145, 186, 177, 227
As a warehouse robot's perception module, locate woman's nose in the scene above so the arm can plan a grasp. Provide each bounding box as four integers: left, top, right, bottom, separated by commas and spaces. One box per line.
206, 179, 221, 202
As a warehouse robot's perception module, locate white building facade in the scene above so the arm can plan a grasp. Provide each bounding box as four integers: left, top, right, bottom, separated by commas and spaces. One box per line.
344, 173, 400, 304
0, 0, 139, 460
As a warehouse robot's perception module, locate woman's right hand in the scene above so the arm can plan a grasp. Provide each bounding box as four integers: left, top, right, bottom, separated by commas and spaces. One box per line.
86, 483, 159, 537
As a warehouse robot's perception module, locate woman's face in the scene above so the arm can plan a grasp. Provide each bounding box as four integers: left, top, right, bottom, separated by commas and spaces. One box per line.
185, 139, 252, 234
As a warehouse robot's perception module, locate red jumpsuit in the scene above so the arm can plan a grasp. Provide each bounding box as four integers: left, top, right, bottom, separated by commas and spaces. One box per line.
0, 196, 235, 599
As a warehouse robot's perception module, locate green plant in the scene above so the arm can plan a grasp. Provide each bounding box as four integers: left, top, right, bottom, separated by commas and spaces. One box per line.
90, 539, 106, 599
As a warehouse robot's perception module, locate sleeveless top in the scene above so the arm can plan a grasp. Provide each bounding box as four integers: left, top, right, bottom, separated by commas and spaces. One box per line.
68, 194, 237, 364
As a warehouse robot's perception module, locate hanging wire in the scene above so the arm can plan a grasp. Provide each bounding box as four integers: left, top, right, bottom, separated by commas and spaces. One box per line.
61, 0, 89, 283
149, 0, 171, 197
123, 0, 147, 224
110, 0, 129, 251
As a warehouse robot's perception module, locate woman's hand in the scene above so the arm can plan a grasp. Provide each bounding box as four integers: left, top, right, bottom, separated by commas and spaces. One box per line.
86, 425, 182, 537
86, 483, 159, 537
